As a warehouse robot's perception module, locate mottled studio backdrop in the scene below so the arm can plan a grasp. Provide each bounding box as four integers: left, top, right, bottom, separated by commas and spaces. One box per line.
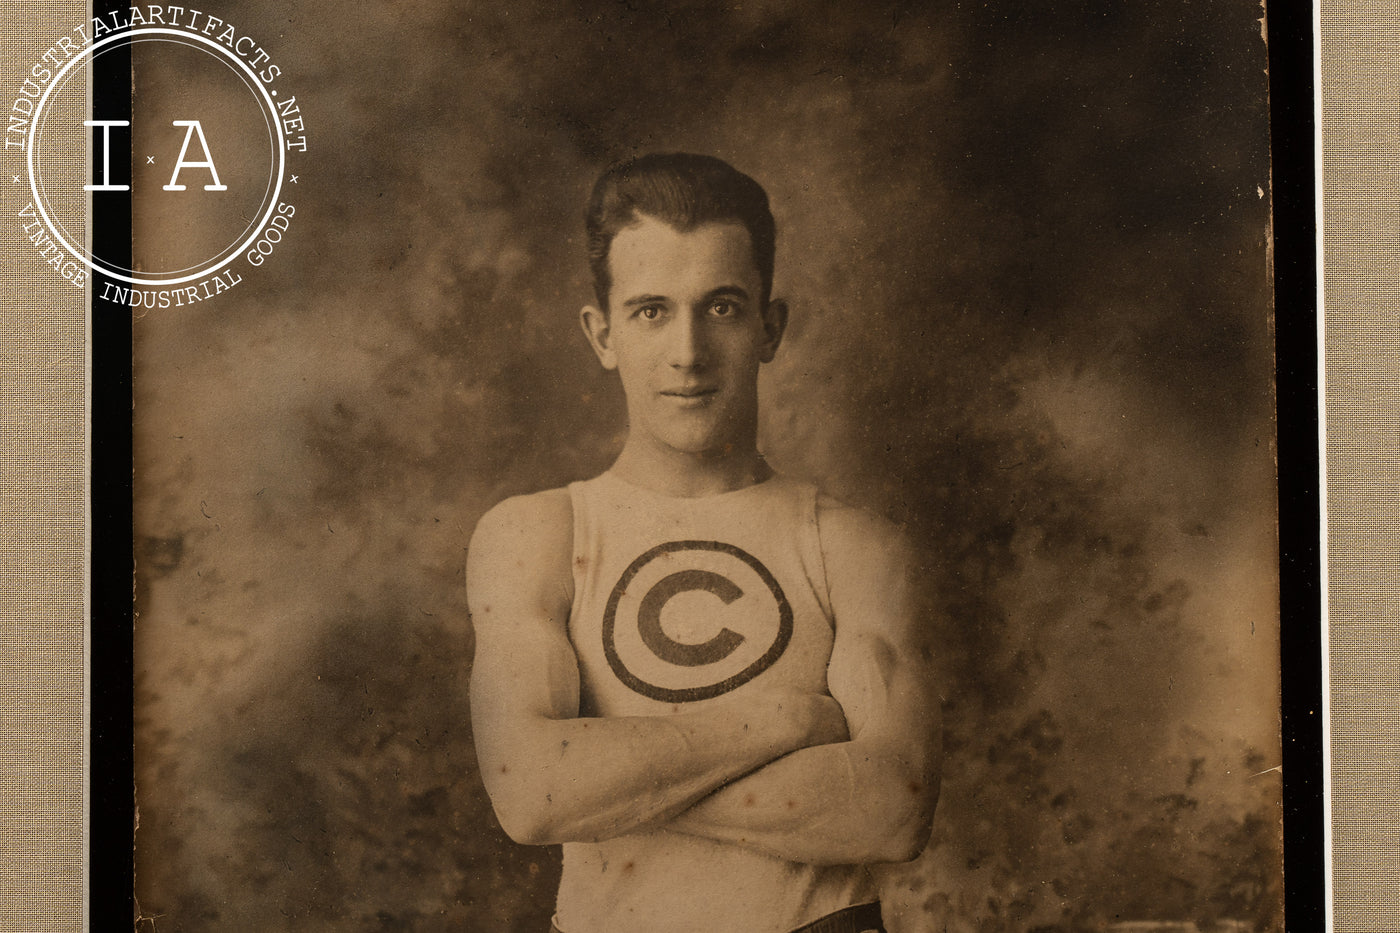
131, 1, 1280, 931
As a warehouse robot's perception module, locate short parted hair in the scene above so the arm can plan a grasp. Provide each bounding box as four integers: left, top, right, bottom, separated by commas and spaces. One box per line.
585, 153, 777, 310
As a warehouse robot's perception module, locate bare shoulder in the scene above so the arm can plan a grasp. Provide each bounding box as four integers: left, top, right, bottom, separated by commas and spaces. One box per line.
467, 487, 574, 615
470, 487, 572, 550
816, 493, 924, 642
815, 493, 915, 571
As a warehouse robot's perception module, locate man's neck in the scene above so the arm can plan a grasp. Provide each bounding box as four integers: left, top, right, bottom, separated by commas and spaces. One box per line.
609, 437, 772, 498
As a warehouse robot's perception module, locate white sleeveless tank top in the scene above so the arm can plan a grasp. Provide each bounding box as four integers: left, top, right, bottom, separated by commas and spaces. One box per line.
556, 471, 876, 933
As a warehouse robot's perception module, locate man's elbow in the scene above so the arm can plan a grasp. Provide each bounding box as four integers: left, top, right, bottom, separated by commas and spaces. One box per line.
871, 777, 939, 863
487, 781, 570, 846
492, 790, 614, 846
492, 797, 553, 846
876, 809, 934, 863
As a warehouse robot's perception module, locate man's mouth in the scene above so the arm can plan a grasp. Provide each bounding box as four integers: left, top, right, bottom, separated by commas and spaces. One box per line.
662, 387, 718, 399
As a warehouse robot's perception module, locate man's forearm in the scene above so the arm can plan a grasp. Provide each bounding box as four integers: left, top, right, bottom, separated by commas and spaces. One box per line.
666, 738, 939, 865
480, 690, 843, 846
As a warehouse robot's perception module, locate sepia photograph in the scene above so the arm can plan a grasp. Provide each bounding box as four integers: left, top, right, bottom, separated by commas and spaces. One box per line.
108, 1, 1283, 931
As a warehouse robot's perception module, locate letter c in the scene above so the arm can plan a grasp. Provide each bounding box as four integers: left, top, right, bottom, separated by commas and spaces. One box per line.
636, 570, 745, 666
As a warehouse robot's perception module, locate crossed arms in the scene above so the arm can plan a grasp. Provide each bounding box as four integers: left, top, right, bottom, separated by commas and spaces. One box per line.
466, 489, 941, 866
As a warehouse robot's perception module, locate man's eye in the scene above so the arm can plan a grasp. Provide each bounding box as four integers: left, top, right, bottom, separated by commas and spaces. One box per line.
638, 305, 663, 320
710, 301, 738, 316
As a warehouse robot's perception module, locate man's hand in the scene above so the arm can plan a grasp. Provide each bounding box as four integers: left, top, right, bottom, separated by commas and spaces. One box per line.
745, 686, 850, 748
467, 491, 844, 846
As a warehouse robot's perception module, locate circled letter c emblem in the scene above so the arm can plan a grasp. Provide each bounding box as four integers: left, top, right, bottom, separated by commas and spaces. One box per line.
602, 540, 793, 703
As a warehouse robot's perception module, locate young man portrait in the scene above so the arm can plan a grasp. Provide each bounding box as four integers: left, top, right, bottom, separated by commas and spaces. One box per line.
122, 6, 1279, 929
467, 153, 943, 933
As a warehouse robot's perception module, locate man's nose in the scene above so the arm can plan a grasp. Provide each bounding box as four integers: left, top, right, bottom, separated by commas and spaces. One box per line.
667, 309, 708, 368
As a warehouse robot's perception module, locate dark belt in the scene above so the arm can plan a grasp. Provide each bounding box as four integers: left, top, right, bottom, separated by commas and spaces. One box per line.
790, 901, 884, 933
549, 900, 885, 933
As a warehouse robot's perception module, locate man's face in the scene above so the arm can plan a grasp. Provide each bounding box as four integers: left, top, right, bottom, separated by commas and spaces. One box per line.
581, 215, 785, 458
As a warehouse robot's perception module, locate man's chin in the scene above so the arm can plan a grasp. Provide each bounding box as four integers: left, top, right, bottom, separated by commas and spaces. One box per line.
667, 438, 730, 458
655, 428, 738, 459
634, 408, 751, 459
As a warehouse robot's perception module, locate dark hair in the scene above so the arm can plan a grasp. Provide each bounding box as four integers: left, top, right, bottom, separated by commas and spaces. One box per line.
585, 153, 776, 310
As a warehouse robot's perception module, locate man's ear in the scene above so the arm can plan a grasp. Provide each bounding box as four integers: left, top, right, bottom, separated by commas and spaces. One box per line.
579, 304, 618, 370
758, 298, 789, 364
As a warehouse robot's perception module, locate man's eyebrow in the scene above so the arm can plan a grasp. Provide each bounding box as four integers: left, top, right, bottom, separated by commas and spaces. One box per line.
704, 286, 750, 301
621, 294, 669, 308
619, 287, 751, 307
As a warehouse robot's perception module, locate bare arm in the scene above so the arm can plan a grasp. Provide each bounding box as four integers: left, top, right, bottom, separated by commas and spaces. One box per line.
467, 491, 847, 846
667, 502, 943, 865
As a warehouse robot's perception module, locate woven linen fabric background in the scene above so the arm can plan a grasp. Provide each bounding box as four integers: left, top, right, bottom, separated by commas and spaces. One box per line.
0, 2, 90, 931
1321, 2, 1400, 929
